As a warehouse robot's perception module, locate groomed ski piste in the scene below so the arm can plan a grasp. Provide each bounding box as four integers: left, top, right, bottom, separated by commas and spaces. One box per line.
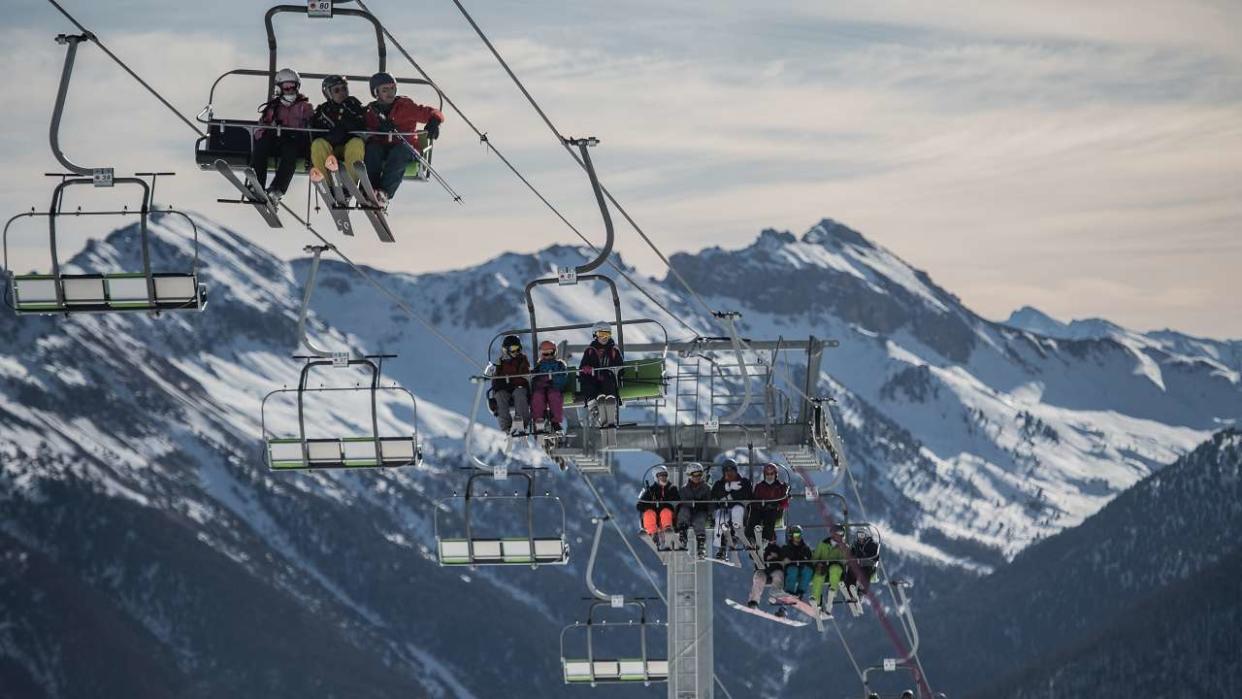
5, 2, 1241, 699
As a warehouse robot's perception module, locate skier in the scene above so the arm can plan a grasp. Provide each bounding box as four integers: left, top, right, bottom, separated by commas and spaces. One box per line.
578, 321, 623, 428
709, 460, 752, 560
251, 68, 313, 205
748, 462, 789, 545
363, 72, 444, 205
746, 537, 786, 609
845, 527, 880, 595
309, 74, 367, 189
781, 525, 814, 599
530, 340, 567, 433
810, 524, 849, 611
636, 466, 679, 549
491, 335, 531, 435
676, 464, 712, 556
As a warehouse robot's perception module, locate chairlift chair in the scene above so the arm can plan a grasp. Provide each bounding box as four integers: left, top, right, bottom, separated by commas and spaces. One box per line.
260, 243, 421, 470
261, 355, 422, 470
195, 2, 443, 181
2, 34, 206, 316
434, 470, 569, 567
559, 600, 669, 686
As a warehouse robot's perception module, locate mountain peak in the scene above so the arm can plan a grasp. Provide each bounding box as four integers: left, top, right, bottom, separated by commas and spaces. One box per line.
1005, 305, 1126, 341
801, 218, 871, 248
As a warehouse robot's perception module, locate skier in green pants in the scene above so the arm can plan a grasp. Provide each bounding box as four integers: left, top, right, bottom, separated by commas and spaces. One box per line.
810, 524, 849, 611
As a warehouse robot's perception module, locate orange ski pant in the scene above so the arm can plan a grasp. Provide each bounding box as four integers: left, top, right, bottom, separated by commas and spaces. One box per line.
642, 508, 675, 535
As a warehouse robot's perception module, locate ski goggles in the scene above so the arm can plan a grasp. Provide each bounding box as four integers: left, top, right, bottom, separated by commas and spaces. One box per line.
540, 350, 555, 357
688, 471, 703, 478
594, 329, 612, 337
655, 472, 669, 480
328, 84, 349, 94
278, 82, 299, 92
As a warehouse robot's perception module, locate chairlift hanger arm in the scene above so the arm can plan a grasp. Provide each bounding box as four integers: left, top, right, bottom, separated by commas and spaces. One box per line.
265, 4, 386, 95
525, 273, 623, 356
49, 33, 101, 176
563, 137, 612, 275
584, 516, 615, 602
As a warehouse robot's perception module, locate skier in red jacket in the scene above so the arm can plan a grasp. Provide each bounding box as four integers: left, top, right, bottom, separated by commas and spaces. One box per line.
363, 72, 444, 205
748, 463, 790, 545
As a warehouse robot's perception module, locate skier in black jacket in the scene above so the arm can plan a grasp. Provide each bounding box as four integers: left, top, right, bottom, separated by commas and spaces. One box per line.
709, 460, 752, 559
578, 321, 623, 427
310, 74, 368, 188
781, 525, 814, 599
675, 464, 712, 556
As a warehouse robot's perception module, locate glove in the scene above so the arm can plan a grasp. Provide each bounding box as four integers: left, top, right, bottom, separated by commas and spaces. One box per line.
580, 366, 594, 376
426, 114, 442, 140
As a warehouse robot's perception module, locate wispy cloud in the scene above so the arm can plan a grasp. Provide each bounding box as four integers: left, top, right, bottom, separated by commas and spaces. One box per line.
1, 1, 1239, 337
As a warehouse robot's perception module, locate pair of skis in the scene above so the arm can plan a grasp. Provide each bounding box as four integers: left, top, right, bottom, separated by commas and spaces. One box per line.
724, 598, 808, 628
213, 160, 282, 228
213, 158, 395, 242
312, 157, 395, 243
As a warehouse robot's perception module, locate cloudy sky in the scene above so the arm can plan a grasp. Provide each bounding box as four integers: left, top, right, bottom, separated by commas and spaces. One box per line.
3, 0, 1239, 337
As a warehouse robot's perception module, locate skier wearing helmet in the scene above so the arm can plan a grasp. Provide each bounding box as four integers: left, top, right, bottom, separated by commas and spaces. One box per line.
252, 67, 314, 205
636, 466, 679, 549
781, 525, 814, 600
309, 75, 367, 188
491, 335, 531, 435
363, 72, 445, 204
530, 340, 568, 433
845, 528, 880, 595
676, 464, 712, 556
578, 321, 623, 428
810, 523, 849, 611
748, 463, 790, 545
709, 460, 752, 560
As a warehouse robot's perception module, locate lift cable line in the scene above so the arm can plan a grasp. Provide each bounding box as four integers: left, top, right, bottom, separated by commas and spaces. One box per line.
351, 0, 706, 340
446, 0, 724, 327
39, 0, 483, 370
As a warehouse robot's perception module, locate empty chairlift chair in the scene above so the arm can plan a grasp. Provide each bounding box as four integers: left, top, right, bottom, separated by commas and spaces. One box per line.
560, 601, 669, 686
3, 33, 205, 316
4, 183, 206, 315
261, 356, 422, 470
434, 470, 569, 567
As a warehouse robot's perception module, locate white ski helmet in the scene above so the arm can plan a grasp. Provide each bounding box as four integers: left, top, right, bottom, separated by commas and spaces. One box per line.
274, 68, 301, 88
591, 321, 611, 336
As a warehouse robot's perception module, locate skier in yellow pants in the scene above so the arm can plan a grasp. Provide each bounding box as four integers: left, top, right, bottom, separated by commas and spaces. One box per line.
810, 524, 848, 612
310, 75, 367, 188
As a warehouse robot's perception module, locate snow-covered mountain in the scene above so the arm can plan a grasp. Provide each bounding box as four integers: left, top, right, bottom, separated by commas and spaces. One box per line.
926, 428, 1242, 698
662, 220, 1240, 563
1, 213, 1239, 696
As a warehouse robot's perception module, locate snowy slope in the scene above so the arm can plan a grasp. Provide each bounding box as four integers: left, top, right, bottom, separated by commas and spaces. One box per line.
1, 213, 1240, 696
662, 219, 1240, 562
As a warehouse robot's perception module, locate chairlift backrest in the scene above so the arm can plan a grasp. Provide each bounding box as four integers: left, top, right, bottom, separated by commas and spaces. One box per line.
434, 470, 569, 567
261, 356, 421, 470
